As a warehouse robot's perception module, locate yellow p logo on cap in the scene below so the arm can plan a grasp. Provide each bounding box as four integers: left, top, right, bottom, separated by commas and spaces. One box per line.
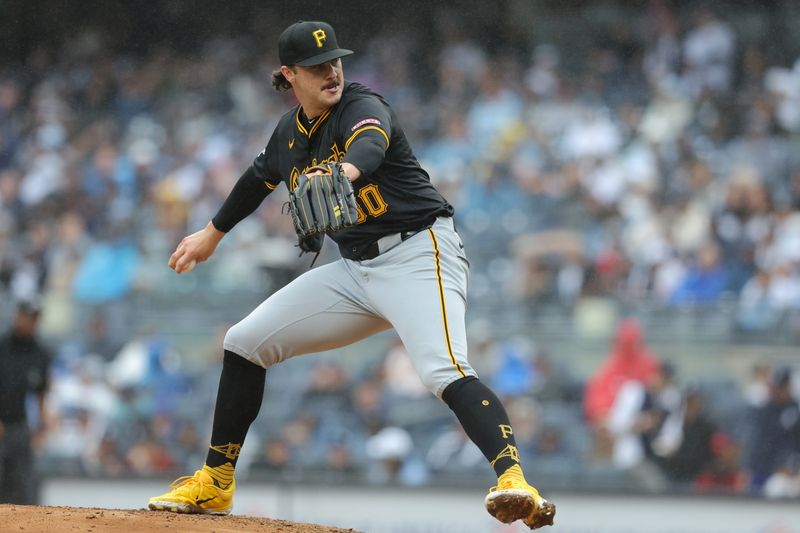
313, 29, 326, 48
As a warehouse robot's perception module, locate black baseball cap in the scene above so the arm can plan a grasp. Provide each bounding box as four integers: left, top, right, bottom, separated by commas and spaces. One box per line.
278, 21, 353, 67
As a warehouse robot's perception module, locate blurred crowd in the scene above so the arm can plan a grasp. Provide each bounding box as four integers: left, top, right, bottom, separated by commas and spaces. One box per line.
1, 0, 799, 499
17, 309, 800, 500
583, 318, 799, 498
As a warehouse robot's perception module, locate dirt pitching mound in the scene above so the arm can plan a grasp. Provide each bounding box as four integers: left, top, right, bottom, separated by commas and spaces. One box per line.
0, 504, 362, 533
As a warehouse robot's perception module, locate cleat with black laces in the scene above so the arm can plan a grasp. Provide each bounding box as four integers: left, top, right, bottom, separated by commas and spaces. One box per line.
148, 468, 234, 515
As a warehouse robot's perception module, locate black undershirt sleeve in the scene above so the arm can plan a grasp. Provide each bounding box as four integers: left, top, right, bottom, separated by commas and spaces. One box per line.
211, 165, 272, 232
343, 134, 387, 177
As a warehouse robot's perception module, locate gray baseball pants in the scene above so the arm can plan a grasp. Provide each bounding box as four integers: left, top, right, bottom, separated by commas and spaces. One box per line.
223, 216, 476, 397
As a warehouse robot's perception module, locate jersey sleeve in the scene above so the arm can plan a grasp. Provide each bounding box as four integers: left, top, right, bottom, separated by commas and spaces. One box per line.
252, 131, 283, 191
338, 95, 392, 177
211, 131, 282, 233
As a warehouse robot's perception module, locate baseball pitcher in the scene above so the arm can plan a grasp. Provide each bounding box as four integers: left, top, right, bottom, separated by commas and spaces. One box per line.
148, 20, 555, 529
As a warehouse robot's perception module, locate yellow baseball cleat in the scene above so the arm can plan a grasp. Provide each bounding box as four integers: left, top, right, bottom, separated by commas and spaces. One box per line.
148, 468, 235, 515
484, 465, 555, 529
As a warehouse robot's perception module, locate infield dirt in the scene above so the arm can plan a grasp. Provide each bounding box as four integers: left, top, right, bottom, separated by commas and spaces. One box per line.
0, 504, 362, 533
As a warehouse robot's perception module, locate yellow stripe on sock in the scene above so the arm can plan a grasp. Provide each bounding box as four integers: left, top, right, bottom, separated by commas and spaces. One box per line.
209, 442, 241, 460
203, 462, 235, 489
498, 463, 526, 484
491, 444, 521, 467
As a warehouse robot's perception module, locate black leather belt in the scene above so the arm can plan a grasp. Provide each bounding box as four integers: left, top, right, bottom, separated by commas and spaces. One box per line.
349, 223, 433, 261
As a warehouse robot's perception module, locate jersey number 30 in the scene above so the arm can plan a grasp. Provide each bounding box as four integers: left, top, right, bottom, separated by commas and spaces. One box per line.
356, 184, 388, 223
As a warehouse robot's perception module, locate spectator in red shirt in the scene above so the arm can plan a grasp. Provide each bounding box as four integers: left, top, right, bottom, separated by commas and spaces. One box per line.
584, 318, 660, 424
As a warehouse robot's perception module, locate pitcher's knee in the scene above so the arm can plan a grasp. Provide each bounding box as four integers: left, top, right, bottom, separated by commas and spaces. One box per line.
223, 322, 247, 353
422, 366, 477, 398
223, 323, 273, 367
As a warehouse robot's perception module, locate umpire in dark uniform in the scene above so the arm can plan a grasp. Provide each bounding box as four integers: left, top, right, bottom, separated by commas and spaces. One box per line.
0, 298, 50, 504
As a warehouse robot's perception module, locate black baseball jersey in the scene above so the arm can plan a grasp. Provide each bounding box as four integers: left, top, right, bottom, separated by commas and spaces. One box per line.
253, 81, 453, 258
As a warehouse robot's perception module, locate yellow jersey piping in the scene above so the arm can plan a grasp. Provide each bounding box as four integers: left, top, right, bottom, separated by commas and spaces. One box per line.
345, 125, 389, 151
295, 107, 333, 138
427, 228, 466, 378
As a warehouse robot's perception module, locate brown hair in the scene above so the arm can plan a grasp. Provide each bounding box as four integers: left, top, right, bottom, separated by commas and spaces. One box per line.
271, 68, 292, 92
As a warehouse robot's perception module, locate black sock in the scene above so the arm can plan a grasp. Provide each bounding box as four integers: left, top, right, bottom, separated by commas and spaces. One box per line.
205, 350, 266, 468
442, 376, 520, 477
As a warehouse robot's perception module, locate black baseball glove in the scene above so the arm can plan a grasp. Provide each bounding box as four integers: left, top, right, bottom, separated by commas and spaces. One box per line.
298, 233, 324, 254
288, 163, 359, 238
